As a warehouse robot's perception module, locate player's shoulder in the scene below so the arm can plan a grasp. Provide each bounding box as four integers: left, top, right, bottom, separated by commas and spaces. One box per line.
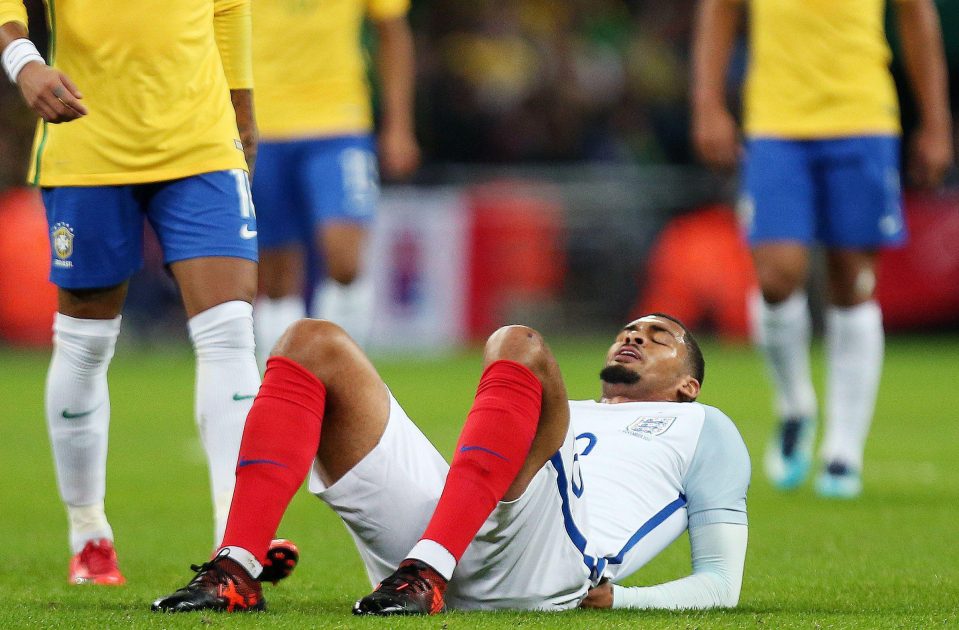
689, 403, 749, 464
694, 403, 740, 431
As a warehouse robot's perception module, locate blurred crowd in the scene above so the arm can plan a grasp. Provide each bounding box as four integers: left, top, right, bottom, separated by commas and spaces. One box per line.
2, 0, 958, 189
414, 0, 703, 164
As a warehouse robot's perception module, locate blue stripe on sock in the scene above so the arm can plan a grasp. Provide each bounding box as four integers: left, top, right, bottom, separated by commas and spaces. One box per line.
237, 458, 289, 469
459, 445, 509, 461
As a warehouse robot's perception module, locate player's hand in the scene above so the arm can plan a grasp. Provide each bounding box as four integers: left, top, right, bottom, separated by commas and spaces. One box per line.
908, 122, 954, 189
692, 103, 741, 171
378, 126, 420, 181
579, 578, 613, 609
17, 62, 87, 123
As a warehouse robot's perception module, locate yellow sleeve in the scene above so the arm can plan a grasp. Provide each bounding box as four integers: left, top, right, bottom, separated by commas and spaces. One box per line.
367, 0, 409, 22
0, 0, 28, 31
213, 0, 253, 89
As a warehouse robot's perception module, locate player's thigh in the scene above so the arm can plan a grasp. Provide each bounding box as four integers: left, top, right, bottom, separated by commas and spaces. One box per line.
258, 245, 307, 299
451, 427, 591, 611
310, 392, 448, 586
817, 136, 904, 248
251, 140, 312, 251
146, 170, 258, 315
42, 185, 145, 294
301, 135, 379, 233
316, 222, 368, 284
147, 169, 258, 265
741, 138, 817, 247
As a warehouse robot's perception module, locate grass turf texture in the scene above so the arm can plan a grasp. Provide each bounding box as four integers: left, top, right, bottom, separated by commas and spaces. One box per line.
1, 335, 957, 629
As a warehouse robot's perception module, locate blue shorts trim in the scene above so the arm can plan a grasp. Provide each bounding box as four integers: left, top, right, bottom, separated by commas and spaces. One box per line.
252, 135, 379, 249
741, 136, 905, 248
43, 170, 258, 289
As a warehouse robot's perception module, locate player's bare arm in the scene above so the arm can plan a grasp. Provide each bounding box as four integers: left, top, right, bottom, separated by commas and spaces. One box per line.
895, 0, 954, 188
690, 0, 742, 170
1, 20, 86, 123
231, 88, 258, 174
213, 0, 256, 173
374, 15, 420, 180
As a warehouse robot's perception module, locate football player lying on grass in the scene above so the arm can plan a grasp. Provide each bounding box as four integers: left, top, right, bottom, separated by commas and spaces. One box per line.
154, 314, 749, 613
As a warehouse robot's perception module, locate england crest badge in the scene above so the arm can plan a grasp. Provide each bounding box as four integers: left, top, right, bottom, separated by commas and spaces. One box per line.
625, 416, 677, 439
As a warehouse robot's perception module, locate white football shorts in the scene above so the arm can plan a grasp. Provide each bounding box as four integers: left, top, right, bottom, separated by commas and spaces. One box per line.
309, 389, 592, 611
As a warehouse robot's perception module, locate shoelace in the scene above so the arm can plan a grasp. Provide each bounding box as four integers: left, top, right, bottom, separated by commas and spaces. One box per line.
187, 549, 234, 589
379, 564, 439, 596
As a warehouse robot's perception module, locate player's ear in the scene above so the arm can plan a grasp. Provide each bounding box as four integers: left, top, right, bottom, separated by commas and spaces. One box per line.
676, 376, 701, 402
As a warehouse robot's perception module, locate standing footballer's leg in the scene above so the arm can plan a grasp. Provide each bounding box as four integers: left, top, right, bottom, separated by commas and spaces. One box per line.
253, 245, 307, 371
311, 221, 374, 346
751, 243, 818, 491
816, 250, 882, 499
47, 285, 128, 585
153, 319, 391, 612
173, 257, 260, 546
354, 325, 570, 616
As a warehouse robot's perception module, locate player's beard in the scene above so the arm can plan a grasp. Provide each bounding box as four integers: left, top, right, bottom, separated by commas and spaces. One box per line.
600, 364, 640, 385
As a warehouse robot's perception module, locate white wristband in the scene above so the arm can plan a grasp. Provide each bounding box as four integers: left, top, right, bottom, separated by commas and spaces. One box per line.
2, 38, 45, 84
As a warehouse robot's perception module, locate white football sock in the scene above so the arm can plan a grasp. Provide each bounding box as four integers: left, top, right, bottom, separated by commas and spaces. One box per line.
750, 290, 817, 419
189, 301, 261, 546
821, 301, 884, 471
45, 313, 121, 553
312, 275, 375, 347
253, 295, 306, 371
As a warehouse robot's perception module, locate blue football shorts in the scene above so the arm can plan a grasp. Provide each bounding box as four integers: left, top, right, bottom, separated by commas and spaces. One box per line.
251, 134, 379, 249
43, 169, 258, 289
740, 135, 905, 248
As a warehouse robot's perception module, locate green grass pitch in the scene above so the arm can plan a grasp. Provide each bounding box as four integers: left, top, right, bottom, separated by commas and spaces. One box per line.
1, 334, 957, 629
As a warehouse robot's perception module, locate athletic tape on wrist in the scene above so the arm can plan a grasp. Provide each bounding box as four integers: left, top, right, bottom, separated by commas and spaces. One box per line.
2, 38, 45, 83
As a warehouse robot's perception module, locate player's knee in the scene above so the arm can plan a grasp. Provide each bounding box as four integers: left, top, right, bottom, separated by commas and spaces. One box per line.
271, 318, 355, 375
484, 325, 551, 376
324, 258, 361, 285
828, 265, 876, 306
756, 267, 804, 304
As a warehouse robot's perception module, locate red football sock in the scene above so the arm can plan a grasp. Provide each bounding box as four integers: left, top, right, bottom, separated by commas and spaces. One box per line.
420, 360, 542, 562
220, 356, 326, 563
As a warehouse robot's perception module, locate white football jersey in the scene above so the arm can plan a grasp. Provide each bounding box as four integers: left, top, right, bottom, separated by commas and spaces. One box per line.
568, 401, 750, 582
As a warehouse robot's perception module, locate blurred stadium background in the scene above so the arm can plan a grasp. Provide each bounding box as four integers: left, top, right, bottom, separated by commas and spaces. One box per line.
2, 0, 957, 350
2, 2, 959, 627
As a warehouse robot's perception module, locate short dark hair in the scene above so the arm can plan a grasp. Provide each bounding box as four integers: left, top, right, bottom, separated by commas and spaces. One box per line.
644, 312, 705, 386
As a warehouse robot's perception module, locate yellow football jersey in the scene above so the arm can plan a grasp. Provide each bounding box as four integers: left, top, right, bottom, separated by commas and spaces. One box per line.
0, 0, 252, 186
744, 0, 908, 138
252, 0, 409, 139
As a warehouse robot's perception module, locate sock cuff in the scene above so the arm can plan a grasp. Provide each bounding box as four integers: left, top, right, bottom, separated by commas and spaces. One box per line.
826, 300, 882, 322
262, 356, 327, 412
218, 546, 263, 578
765, 291, 809, 317
54, 313, 122, 338
262, 295, 306, 309
407, 539, 457, 581
478, 360, 543, 397
188, 300, 254, 339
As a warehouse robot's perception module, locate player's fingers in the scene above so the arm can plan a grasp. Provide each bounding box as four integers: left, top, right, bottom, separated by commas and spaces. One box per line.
52, 84, 87, 117
35, 100, 59, 123
45, 93, 80, 123
59, 73, 84, 100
